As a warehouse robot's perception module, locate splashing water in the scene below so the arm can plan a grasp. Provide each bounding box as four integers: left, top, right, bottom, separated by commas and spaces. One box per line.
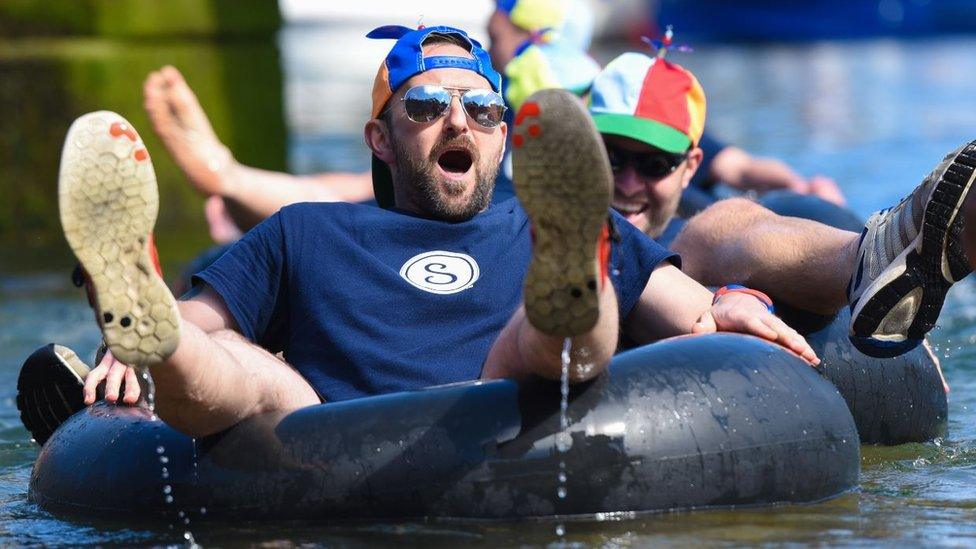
555, 337, 572, 539
141, 369, 156, 420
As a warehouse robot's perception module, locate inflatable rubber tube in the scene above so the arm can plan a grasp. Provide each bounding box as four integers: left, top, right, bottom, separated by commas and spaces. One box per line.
757, 191, 948, 444
805, 308, 947, 444
29, 334, 859, 520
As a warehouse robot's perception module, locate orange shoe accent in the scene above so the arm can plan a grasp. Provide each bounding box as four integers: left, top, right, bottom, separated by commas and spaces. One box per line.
148, 234, 163, 276
133, 149, 148, 162
513, 134, 525, 148
515, 101, 541, 125
598, 224, 610, 287
528, 124, 541, 137
109, 122, 138, 142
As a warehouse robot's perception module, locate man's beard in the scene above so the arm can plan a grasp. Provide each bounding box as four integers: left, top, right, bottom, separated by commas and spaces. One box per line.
391, 134, 498, 222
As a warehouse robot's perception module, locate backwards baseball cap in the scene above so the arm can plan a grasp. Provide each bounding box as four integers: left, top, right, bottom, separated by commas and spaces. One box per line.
367, 24, 503, 208
588, 52, 706, 153
368, 25, 502, 119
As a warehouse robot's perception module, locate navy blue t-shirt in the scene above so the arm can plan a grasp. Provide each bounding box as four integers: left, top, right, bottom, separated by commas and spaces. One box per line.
688, 131, 727, 191
194, 198, 674, 402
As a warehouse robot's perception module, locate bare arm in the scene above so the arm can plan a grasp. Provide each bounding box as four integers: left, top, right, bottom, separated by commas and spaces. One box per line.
220, 166, 375, 230
710, 146, 808, 193
623, 263, 819, 364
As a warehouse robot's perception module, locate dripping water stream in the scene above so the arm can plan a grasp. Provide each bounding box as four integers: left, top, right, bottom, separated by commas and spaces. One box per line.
555, 337, 573, 539
141, 369, 200, 548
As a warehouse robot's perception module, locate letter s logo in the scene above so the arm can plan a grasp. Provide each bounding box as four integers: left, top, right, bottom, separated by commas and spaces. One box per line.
400, 251, 479, 294
423, 262, 459, 285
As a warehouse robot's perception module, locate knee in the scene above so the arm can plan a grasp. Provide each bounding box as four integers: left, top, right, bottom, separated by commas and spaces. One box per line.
210, 329, 247, 343
693, 198, 767, 229
675, 198, 765, 249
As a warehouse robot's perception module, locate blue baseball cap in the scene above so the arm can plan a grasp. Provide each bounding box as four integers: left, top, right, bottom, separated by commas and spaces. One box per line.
368, 25, 503, 119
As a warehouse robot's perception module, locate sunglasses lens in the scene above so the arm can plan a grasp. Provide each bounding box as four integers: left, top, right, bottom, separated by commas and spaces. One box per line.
636, 155, 678, 179
462, 89, 507, 127
403, 85, 451, 122
606, 145, 683, 179
606, 147, 627, 173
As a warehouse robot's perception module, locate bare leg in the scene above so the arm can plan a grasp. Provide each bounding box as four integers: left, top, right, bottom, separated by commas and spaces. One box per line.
482, 89, 618, 383
60, 110, 319, 438
483, 273, 618, 383
150, 320, 319, 437
143, 65, 235, 198
143, 65, 374, 231
672, 198, 859, 315
204, 196, 242, 244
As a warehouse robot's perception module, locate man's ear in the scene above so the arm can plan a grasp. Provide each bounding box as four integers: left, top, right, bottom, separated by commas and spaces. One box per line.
365, 118, 395, 164
680, 146, 704, 190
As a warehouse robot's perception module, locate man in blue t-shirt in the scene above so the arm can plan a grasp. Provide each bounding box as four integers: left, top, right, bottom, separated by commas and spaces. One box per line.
63, 25, 814, 438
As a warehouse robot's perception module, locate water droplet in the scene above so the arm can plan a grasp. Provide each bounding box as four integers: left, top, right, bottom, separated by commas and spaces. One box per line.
200, 507, 207, 515
156, 445, 165, 454
160, 456, 169, 464
555, 524, 566, 536
556, 432, 573, 452
165, 495, 174, 504
558, 472, 567, 483
178, 511, 185, 518
163, 485, 172, 494
557, 486, 567, 499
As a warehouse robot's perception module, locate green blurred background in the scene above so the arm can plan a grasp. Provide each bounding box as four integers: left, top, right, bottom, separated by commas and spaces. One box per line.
0, 0, 286, 273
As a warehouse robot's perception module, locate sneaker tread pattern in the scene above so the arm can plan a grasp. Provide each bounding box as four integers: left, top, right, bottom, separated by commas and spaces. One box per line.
59, 111, 180, 367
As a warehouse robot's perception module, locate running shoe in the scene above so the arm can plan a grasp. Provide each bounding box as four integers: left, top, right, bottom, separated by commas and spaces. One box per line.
512, 89, 612, 336
16, 344, 90, 445
59, 111, 180, 367
848, 142, 976, 357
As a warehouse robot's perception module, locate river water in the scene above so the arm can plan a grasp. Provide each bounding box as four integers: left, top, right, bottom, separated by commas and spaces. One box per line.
3, 28, 976, 546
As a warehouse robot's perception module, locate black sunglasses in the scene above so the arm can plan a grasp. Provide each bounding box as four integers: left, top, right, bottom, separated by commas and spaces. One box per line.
391, 85, 507, 128
605, 144, 687, 180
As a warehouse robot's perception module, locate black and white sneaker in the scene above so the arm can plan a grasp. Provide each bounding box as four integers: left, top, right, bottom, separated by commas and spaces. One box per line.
16, 344, 91, 445
848, 142, 976, 357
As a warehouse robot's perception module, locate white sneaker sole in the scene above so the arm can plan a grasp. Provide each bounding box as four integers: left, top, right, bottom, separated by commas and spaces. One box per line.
59, 111, 180, 367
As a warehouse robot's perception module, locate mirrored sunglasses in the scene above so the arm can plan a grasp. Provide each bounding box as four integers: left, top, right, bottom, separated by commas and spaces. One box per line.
396, 85, 507, 128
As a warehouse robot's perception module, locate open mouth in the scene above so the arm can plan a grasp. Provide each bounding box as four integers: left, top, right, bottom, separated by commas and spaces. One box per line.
437, 148, 474, 175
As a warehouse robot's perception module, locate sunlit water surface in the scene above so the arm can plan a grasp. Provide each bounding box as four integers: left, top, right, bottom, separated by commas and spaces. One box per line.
4, 33, 976, 546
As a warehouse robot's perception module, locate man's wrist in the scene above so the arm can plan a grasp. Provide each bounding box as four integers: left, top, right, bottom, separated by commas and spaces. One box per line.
713, 284, 775, 313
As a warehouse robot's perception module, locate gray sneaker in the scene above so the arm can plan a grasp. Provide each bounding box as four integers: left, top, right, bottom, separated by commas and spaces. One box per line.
848, 142, 976, 357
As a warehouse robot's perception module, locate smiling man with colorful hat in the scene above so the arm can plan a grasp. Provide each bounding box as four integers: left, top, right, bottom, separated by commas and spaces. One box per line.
589, 52, 706, 239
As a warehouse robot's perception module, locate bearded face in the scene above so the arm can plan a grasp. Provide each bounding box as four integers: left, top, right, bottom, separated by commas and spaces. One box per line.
390, 130, 499, 222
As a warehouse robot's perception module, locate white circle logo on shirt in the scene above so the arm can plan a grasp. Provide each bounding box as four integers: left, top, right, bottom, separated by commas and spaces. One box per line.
400, 251, 480, 295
